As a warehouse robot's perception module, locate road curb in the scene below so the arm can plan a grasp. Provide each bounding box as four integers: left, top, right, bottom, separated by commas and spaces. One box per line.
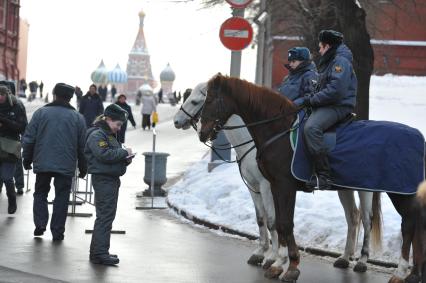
166, 198, 398, 269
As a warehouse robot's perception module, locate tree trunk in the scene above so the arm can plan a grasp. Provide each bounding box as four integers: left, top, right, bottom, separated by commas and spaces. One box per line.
333, 0, 374, 120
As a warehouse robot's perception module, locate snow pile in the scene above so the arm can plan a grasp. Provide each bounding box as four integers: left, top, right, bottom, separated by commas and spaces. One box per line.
168, 75, 426, 263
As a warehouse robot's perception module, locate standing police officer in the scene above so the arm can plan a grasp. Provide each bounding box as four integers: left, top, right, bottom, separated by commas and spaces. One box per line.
298, 30, 357, 191
278, 47, 318, 105
85, 104, 132, 265
22, 83, 87, 240
0, 84, 27, 214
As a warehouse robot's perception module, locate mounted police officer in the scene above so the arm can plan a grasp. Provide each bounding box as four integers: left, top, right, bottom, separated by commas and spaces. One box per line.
22, 83, 87, 240
298, 30, 357, 190
0, 83, 27, 214
278, 47, 318, 105
85, 104, 133, 265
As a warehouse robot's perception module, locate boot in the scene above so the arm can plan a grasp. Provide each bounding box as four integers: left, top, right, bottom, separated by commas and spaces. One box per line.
8, 195, 17, 214
6, 184, 17, 214
90, 254, 120, 265
305, 152, 332, 191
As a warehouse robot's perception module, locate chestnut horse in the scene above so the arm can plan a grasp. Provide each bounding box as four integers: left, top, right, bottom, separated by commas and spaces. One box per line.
199, 74, 424, 283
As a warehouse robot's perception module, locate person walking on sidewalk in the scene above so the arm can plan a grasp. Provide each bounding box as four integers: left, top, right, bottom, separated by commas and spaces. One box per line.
0, 85, 27, 214
0, 80, 28, 195
115, 94, 136, 143
22, 83, 87, 241
141, 88, 157, 130
79, 84, 104, 127
85, 104, 133, 265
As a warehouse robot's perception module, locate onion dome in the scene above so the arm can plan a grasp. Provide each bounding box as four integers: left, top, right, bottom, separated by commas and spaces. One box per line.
108, 64, 128, 84
138, 83, 153, 95
160, 63, 175, 82
91, 60, 109, 84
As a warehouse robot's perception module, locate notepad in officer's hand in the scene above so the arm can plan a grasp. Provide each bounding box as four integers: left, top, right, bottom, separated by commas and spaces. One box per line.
126, 153, 137, 159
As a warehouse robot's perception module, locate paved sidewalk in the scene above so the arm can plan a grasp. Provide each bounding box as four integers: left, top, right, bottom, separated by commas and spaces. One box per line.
0, 104, 393, 283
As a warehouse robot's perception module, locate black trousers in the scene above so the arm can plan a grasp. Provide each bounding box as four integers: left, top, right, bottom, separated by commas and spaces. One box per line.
90, 174, 120, 257
142, 114, 151, 129
33, 172, 72, 237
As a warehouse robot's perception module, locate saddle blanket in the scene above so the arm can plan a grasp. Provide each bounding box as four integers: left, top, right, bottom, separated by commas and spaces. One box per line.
291, 112, 425, 195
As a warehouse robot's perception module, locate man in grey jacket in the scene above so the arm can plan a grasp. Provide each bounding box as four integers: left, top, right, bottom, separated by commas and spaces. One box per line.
22, 83, 87, 241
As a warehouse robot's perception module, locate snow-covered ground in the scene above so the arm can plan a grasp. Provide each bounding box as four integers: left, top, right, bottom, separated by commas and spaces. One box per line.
167, 75, 426, 263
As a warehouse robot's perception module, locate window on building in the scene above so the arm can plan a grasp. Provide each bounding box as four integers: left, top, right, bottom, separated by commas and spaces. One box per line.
7, 3, 18, 35
0, 0, 6, 29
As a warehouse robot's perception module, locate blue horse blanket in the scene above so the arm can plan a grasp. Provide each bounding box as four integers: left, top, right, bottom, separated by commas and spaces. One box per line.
291, 112, 425, 195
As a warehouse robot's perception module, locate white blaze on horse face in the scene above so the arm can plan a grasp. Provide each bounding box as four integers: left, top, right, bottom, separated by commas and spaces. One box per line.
173, 82, 207, 129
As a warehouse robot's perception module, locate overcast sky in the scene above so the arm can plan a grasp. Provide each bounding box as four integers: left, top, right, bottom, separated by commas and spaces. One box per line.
20, 0, 257, 95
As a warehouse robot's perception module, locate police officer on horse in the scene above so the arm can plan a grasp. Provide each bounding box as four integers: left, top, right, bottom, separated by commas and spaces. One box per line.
299, 30, 357, 191
278, 47, 318, 105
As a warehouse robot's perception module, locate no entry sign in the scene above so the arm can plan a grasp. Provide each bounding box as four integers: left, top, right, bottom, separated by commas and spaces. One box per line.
219, 17, 253, 51
225, 0, 253, 8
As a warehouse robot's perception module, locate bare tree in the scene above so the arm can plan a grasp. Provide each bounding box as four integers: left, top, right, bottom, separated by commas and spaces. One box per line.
202, 0, 375, 119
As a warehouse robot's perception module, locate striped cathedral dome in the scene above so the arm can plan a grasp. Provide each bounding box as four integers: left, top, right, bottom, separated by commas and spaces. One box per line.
108, 64, 128, 84
91, 60, 109, 84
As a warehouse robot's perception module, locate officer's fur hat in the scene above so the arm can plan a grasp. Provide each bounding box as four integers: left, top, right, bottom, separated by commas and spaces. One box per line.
288, 47, 311, 61
104, 104, 128, 122
53, 83, 75, 100
318, 30, 344, 46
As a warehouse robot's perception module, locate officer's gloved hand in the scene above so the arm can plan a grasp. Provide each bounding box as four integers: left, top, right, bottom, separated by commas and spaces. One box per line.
294, 96, 311, 108
23, 159, 32, 170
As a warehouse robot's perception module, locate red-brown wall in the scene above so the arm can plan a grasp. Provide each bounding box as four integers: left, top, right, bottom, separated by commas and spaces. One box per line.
271, 0, 426, 88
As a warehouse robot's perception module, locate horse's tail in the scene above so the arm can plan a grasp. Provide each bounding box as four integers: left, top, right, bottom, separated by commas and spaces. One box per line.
371, 192, 383, 251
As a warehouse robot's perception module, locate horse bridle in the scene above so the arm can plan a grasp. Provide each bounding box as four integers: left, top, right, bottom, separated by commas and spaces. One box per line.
178, 90, 207, 131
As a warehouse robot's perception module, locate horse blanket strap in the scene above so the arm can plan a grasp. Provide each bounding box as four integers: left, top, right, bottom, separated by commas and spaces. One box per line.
291, 112, 425, 195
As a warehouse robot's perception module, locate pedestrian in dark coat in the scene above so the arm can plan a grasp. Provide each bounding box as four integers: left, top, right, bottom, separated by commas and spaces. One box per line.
79, 84, 104, 127
22, 83, 87, 241
110, 85, 117, 102
0, 85, 27, 214
85, 104, 133, 265
39, 81, 44, 98
298, 30, 357, 191
278, 47, 318, 105
0, 80, 27, 195
75, 86, 83, 108
98, 85, 108, 102
115, 94, 136, 143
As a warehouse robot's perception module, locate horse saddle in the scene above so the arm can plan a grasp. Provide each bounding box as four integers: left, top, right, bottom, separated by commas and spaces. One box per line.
291, 111, 424, 194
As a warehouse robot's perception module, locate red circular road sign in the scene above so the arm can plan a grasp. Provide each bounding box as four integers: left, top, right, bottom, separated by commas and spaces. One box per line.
219, 17, 253, 51
225, 0, 253, 8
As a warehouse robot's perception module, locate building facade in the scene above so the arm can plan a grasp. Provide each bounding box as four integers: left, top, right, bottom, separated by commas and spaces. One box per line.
126, 10, 156, 97
17, 17, 28, 80
269, 0, 426, 89
0, 0, 20, 81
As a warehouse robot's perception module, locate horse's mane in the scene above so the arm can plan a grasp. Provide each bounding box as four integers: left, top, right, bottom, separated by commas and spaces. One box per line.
208, 74, 297, 119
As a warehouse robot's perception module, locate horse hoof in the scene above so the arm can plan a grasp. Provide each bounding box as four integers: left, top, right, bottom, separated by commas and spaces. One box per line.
280, 268, 300, 282
247, 254, 264, 266
333, 257, 350, 269
405, 273, 421, 283
264, 266, 283, 279
388, 276, 404, 283
353, 262, 367, 273
262, 259, 275, 270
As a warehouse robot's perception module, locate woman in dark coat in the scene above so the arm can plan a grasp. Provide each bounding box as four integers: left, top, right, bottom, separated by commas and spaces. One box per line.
115, 94, 136, 144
